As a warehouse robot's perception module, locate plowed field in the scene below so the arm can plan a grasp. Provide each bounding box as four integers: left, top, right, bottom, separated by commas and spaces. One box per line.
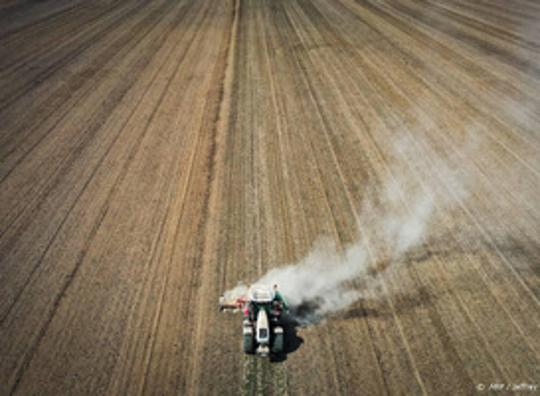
1, 1, 539, 395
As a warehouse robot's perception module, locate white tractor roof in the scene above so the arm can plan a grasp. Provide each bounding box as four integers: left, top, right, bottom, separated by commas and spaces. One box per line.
248, 285, 275, 303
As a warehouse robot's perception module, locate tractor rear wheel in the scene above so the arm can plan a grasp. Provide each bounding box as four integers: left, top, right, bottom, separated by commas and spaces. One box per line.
272, 327, 284, 354
243, 331, 255, 354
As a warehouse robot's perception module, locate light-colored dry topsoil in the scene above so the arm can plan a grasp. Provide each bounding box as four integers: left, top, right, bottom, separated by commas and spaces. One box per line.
0, 0, 539, 394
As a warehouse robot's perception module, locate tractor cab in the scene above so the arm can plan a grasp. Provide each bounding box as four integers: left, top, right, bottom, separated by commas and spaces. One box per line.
246, 285, 283, 321
249, 285, 275, 302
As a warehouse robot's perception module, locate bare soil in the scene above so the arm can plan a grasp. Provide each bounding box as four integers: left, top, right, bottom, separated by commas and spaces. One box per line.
1, 1, 539, 395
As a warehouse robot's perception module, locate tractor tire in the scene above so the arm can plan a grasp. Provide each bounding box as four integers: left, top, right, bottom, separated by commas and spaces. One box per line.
243, 331, 255, 354
272, 326, 284, 354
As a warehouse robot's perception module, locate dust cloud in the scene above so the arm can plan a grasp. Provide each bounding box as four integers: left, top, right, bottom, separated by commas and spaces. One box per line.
224, 133, 476, 323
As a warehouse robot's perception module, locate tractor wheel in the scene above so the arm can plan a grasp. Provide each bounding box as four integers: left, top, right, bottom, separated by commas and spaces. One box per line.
272, 327, 284, 354
243, 332, 255, 354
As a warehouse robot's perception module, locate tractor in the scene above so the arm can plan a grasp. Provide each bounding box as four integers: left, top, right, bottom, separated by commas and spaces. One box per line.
219, 284, 288, 357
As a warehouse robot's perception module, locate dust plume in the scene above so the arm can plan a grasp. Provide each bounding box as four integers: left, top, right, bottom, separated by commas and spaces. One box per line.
224, 135, 474, 323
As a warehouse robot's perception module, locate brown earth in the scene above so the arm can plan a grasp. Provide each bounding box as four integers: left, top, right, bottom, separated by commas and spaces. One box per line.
0, 0, 539, 395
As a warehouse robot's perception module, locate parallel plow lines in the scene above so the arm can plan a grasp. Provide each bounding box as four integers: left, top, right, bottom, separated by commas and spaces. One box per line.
0, 0, 538, 394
